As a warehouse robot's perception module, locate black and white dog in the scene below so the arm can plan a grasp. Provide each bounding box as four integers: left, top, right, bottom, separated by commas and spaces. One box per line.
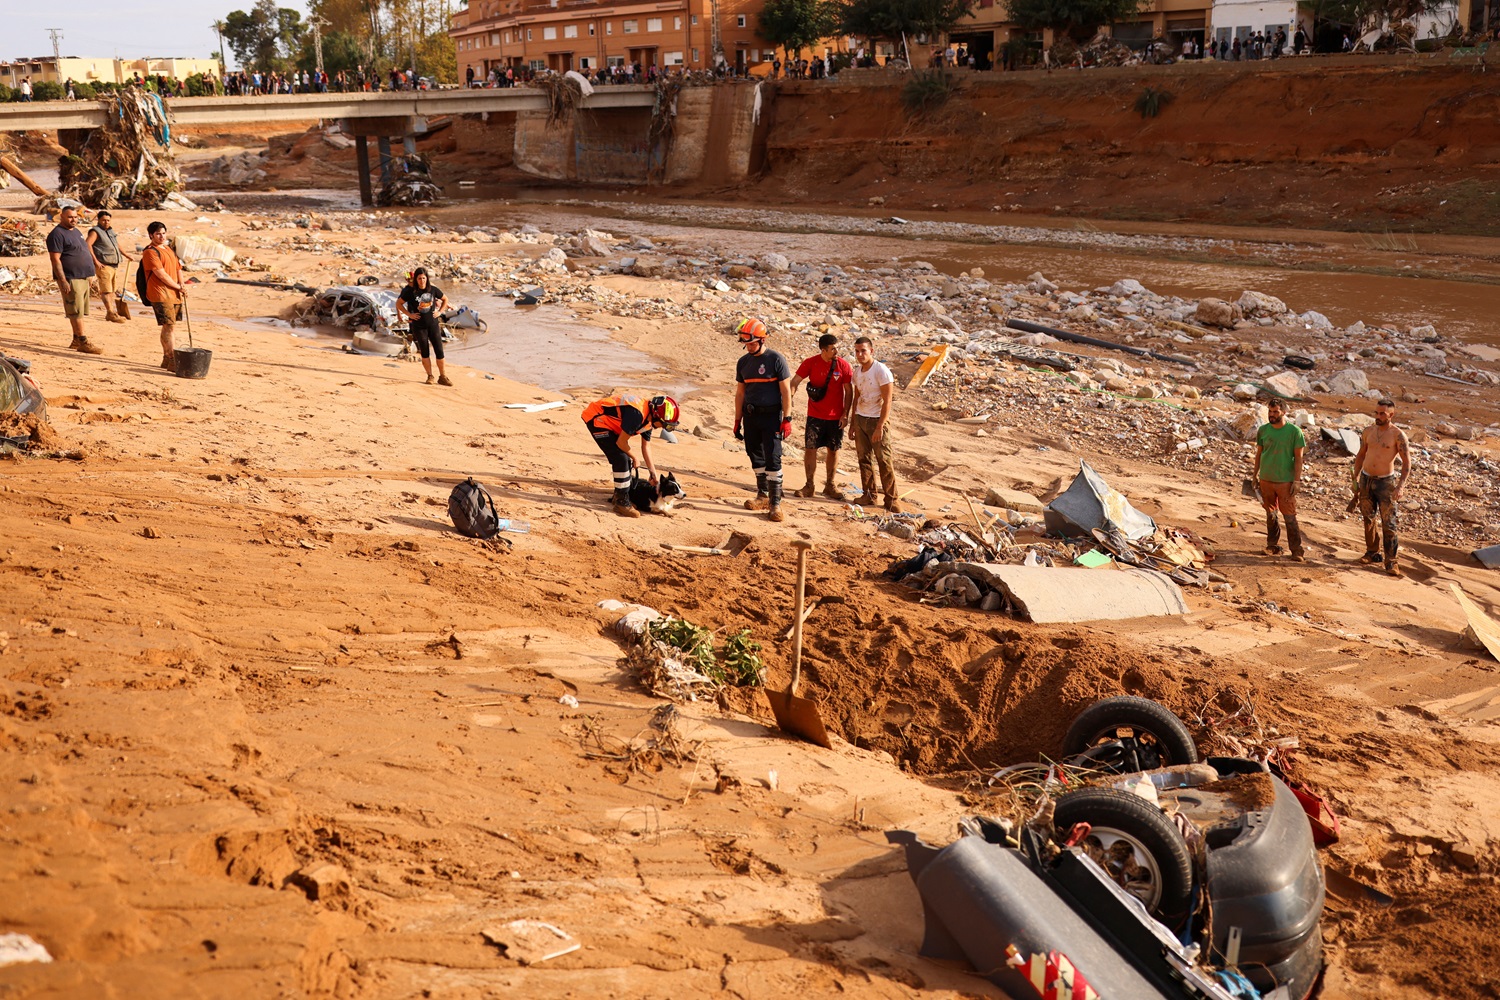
628, 470, 686, 515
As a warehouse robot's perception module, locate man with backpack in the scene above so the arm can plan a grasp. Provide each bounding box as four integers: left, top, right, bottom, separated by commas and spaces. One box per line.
789, 333, 854, 500
140, 221, 186, 372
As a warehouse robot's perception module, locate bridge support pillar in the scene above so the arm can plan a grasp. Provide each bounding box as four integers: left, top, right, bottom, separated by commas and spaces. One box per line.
377, 137, 393, 184
57, 128, 97, 155
355, 136, 373, 207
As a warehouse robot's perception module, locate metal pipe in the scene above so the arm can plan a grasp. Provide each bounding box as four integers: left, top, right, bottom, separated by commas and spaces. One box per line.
1004, 317, 1195, 368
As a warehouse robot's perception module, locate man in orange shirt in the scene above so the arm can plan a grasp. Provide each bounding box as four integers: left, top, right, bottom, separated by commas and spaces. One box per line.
141, 221, 186, 372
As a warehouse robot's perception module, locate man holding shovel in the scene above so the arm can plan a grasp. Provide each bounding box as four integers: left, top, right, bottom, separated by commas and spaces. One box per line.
86, 211, 133, 324
1251, 399, 1306, 561
141, 222, 186, 373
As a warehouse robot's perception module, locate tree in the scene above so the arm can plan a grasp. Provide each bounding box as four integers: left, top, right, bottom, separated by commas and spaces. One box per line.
1005, 0, 1149, 41
222, 0, 306, 71
759, 0, 839, 57
836, 0, 977, 53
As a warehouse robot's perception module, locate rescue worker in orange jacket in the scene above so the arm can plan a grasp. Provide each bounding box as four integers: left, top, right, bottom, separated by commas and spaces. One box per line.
582, 393, 680, 518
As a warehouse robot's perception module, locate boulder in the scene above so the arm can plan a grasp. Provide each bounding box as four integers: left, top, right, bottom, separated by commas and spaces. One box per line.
1194, 298, 1239, 328
1346, 320, 1366, 336
1232, 405, 1269, 440
1409, 324, 1438, 339
984, 486, 1045, 513
630, 258, 665, 278
1299, 310, 1334, 330
579, 234, 611, 257
1027, 272, 1058, 293
1327, 369, 1370, 396
1237, 290, 1288, 316
760, 252, 790, 273
1231, 383, 1260, 401
1263, 371, 1309, 398
1110, 278, 1147, 297
725, 264, 754, 279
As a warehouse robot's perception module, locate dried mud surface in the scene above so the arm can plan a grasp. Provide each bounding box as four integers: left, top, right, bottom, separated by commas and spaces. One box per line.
2, 204, 1500, 1000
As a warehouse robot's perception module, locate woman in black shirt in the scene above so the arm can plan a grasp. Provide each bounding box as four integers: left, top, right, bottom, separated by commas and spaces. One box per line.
397, 268, 451, 386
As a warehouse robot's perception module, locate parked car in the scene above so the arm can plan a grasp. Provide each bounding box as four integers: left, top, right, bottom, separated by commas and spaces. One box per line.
889, 697, 1323, 1000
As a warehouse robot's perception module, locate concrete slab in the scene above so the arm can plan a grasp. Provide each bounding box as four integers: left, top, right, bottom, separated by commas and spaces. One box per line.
956, 563, 1188, 623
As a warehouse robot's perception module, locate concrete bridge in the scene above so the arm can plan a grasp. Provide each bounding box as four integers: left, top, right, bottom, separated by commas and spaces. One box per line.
0, 87, 659, 205
0, 87, 656, 132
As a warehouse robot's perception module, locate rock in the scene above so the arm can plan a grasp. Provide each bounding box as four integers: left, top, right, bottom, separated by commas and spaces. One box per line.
884, 522, 916, 540
726, 264, 754, 279
1299, 310, 1334, 330
1290, 408, 1317, 429
760, 252, 790, 273
1450, 842, 1482, 871
1237, 290, 1288, 316
630, 259, 664, 278
1110, 278, 1147, 297
984, 487, 1044, 513
1232, 406, 1269, 440
1327, 369, 1370, 396
629, 235, 655, 250
1232, 383, 1260, 401
1263, 371, 1308, 398
1027, 272, 1058, 293
1180, 385, 1201, 399
286, 863, 351, 903
542, 247, 568, 265
579, 234, 611, 257
1409, 324, 1437, 339
1194, 298, 1239, 329
1346, 320, 1366, 336
1136, 384, 1162, 399
979, 591, 1005, 611
1104, 376, 1133, 393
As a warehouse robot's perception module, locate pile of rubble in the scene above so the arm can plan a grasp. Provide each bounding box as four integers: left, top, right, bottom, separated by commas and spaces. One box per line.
0, 217, 45, 257
54, 89, 182, 211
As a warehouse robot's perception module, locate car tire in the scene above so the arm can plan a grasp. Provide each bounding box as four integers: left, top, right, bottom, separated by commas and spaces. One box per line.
1054, 787, 1195, 928
1063, 696, 1198, 773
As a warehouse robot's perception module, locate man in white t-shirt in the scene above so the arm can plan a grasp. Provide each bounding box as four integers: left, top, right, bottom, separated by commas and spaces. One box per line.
850, 336, 901, 513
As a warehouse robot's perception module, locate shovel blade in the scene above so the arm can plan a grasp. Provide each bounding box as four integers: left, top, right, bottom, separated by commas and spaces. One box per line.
722, 531, 754, 556
765, 688, 832, 749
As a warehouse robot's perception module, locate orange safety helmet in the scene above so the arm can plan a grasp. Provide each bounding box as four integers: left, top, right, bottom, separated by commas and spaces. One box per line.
736, 317, 768, 342
648, 395, 680, 430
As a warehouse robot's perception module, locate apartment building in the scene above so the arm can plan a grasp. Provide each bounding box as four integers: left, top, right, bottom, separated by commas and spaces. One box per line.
950, 0, 1213, 66
452, 0, 784, 76
0, 56, 220, 90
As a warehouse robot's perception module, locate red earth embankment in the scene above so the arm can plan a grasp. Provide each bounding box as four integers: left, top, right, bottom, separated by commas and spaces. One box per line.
751, 61, 1500, 233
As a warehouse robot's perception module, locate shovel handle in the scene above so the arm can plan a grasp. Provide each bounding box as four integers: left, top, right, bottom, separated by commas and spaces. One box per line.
789, 540, 812, 695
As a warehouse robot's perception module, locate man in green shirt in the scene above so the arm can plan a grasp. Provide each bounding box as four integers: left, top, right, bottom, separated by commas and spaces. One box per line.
1252, 399, 1307, 561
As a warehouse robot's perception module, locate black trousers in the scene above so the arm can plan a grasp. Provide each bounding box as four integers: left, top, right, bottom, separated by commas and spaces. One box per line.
743, 405, 783, 483
589, 423, 633, 491
409, 314, 443, 359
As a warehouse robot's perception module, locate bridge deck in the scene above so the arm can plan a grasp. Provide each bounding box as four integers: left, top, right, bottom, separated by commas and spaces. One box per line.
0, 87, 657, 133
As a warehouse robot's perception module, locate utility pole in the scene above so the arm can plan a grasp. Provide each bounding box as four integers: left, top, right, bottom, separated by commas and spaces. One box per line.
312, 17, 328, 74
47, 28, 64, 80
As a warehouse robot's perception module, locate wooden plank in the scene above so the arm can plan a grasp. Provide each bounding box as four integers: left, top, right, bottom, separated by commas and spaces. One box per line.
907, 343, 949, 389
1452, 584, 1500, 663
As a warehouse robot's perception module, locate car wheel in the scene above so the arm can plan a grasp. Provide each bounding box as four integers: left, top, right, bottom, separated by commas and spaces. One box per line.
1063, 696, 1198, 774
1054, 787, 1194, 928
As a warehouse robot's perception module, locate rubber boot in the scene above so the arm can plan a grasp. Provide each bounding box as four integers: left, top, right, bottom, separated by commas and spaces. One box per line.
1284, 514, 1304, 560
612, 489, 641, 518
767, 481, 785, 522
745, 473, 770, 511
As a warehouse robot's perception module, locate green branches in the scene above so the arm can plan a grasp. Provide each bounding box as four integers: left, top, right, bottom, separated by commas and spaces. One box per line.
758, 0, 839, 58
646, 617, 766, 688
901, 69, 958, 114
1134, 86, 1174, 119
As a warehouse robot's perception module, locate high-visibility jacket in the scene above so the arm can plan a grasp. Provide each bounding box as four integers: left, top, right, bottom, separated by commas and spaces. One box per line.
581, 394, 649, 437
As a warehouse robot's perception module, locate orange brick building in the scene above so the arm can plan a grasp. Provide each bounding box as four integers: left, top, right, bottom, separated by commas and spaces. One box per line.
452, 0, 790, 76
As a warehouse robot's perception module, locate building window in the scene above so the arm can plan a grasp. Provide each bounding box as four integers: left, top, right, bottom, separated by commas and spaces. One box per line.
491, 32, 500, 45
691, 15, 698, 24
564, 24, 578, 37
665, 51, 684, 65
530, 59, 546, 71
647, 17, 662, 31
543, 26, 556, 39
674, 16, 682, 29
692, 48, 699, 61
751, 49, 760, 61
736, 14, 746, 26
606, 21, 613, 34
527, 28, 533, 40
623, 19, 638, 32
588, 22, 595, 35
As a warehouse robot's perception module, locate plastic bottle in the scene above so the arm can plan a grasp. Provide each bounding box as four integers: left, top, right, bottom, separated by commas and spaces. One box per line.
495, 519, 530, 534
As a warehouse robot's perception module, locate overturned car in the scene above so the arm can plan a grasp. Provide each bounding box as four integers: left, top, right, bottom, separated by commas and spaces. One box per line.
299, 285, 488, 356
890, 697, 1323, 1000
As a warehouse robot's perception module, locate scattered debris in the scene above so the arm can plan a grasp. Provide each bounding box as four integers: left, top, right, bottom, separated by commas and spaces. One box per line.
0, 217, 45, 257
377, 155, 441, 207
1045, 460, 1157, 541
1452, 584, 1500, 662
481, 920, 580, 965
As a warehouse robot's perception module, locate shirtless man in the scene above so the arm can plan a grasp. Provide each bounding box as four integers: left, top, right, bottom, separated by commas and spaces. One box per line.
1352, 398, 1412, 577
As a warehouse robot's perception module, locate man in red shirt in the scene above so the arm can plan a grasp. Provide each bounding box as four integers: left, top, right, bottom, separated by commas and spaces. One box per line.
790, 333, 855, 499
